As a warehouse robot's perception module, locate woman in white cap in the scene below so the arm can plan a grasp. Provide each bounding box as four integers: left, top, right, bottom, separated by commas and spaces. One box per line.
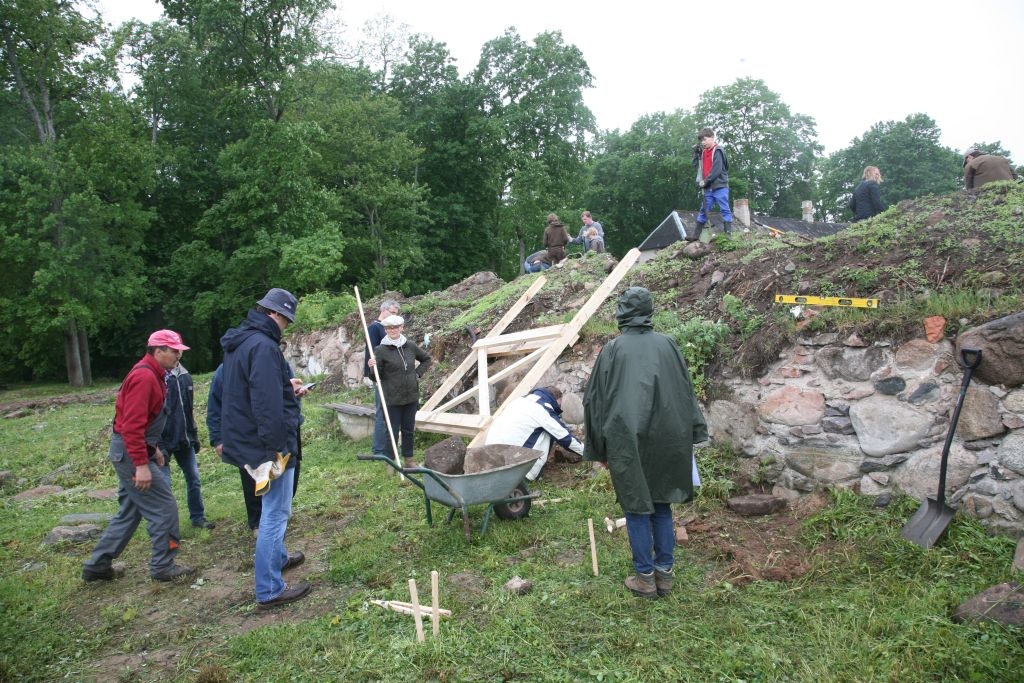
368, 315, 432, 468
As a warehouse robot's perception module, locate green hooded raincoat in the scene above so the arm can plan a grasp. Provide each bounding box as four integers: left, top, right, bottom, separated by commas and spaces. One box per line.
583, 287, 709, 513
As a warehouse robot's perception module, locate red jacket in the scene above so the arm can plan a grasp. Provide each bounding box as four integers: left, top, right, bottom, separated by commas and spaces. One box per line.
113, 354, 167, 466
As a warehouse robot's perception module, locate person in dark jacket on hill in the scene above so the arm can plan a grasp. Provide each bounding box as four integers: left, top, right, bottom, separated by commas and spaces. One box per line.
963, 147, 1016, 190
691, 127, 733, 238
220, 288, 308, 609
367, 314, 432, 468
159, 362, 214, 529
583, 287, 708, 599
848, 166, 886, 221
82, 330, 196, 583
543, 214, 571, 266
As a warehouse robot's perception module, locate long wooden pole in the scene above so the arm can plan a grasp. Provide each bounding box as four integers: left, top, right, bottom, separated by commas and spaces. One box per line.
354, 287, 402, 478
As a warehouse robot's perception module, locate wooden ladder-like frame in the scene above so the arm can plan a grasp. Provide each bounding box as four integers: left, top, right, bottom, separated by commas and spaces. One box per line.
415, 248, 641, 445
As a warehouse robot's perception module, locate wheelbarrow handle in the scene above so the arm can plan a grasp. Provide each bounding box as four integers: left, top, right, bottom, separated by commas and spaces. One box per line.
959, 347, 982, 371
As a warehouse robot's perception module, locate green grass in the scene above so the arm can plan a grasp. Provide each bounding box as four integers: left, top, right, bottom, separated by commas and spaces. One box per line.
1, 383, 1022, 682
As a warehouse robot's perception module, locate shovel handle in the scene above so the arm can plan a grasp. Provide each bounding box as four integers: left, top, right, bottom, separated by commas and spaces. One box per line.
959, 347, 982, 371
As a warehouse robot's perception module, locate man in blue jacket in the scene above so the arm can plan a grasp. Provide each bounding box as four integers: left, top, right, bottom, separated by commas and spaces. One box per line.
220, 288, 309, 609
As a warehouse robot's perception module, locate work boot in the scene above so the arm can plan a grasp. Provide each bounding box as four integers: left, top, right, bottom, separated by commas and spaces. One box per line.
151, 564, 197, 582
82, 563, 125, 582
257, 581, 311, 610
624, 571, 657, 599
723, 221, 733, 234
654, 568, 674, 597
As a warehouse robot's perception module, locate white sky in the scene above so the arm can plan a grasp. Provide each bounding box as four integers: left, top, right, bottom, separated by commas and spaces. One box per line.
97, 0, 1024, 163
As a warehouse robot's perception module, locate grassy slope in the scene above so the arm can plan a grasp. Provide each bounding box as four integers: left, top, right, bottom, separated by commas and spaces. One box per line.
3, 182, 1024, 682
1, 379, 1022, 682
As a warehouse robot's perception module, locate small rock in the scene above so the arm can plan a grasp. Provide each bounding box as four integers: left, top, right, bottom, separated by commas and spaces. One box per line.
874, 377, 906, 395
953, 583, 1024, 627
503, 576, 533, 596
726, 494, 788, 516
873, 493, 893, 507
59, 513, 113, 526
12, 485, 64, 501
675, 526, 689, 545
43, 524, 102, 545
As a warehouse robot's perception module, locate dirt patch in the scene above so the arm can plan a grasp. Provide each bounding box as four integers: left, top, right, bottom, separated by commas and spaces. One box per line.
0, 389, 116, 416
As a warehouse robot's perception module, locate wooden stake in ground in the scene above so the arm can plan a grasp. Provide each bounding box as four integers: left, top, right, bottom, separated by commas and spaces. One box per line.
408, 579, 425, 642
370, 600, 451, 617
430, 570, 440, 637
588, 518, 599, 576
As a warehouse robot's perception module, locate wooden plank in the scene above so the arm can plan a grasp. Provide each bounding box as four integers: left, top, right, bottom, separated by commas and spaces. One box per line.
415, 411, 486, 437
428, 346, 548, 414
477, 348, 490, 418
471, 325, 564, 349
468, 248, 641, 446
420, 276, 547, 412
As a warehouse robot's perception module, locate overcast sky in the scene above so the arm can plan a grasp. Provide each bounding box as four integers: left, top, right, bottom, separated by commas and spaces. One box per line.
97, 0, 1024, 163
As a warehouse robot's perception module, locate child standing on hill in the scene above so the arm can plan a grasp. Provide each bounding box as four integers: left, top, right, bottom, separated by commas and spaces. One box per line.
691, 127, 732, 239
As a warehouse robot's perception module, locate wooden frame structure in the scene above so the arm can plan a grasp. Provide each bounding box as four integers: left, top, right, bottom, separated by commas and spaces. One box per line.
416, 248, 641, 446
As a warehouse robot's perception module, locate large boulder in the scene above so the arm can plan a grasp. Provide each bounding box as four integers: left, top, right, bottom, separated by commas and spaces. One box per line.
957, 311, 1024, 387
892, 443, 975, 500
423, 436, 467, 474
849, 398, 933, 456
757, 386, 825, 426
463, 444, 537, 474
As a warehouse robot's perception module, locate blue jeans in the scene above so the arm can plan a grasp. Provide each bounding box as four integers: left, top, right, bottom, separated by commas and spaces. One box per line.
160, 446, 206, 524
697, 187, 733, 223
524, 260, 550, 273
255, 467, 295, 602
624, 503, 675, 574
371, 384, 388, 455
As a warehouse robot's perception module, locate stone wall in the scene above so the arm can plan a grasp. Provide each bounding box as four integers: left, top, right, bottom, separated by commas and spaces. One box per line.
287, 320, 1024, 539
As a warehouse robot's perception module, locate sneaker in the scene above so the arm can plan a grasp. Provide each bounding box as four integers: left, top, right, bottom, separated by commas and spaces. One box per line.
624, 572, 657, 599
282, 551, 305, 572
192, 519, 216, 530
654, 568, 674, 597
151, 564, 197, 582
256, 581, 311, 610
82, 563, 125, 582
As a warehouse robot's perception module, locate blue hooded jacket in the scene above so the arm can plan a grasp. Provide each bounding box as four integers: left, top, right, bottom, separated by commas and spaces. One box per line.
219, 310, 300, 470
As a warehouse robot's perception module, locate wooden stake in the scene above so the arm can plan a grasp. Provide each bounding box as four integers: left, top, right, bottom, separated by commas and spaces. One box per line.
408, 579, 425, 642
430, 570, 440, 637
370, 600, 451, 617
588, 518, 599, 576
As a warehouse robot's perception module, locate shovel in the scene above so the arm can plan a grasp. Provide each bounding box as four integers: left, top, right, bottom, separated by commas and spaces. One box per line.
901, 347, 983, 548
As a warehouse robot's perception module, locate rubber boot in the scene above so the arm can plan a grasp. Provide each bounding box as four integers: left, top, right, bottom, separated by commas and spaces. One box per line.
687, 221, 705, 242
624, 571, 657, 599
723, 221, 733, 234
654, 568, 674, 597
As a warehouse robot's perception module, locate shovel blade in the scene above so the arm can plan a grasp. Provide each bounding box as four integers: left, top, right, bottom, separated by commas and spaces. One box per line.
901, 497, 956, 549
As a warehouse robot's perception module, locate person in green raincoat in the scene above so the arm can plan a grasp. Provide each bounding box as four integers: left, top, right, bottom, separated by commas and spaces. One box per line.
583, 286, 708, 599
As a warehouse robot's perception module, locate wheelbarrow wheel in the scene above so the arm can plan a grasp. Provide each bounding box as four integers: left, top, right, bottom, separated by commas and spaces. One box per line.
494, 483, 532, 520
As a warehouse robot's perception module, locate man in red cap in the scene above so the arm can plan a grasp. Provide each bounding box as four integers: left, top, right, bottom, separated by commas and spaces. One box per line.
82, 330, 196, 583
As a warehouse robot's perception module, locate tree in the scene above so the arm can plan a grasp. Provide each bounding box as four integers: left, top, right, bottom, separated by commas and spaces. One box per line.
694, 78, 821, 217
388, 36, 503, 290
471, 29, 595, 276
1, 0, 154, 384
585, 111, 700, 250
818, 113, 961, 221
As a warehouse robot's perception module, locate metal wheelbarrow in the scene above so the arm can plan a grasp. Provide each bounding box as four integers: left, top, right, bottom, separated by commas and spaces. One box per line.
357, 454, 540, 541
